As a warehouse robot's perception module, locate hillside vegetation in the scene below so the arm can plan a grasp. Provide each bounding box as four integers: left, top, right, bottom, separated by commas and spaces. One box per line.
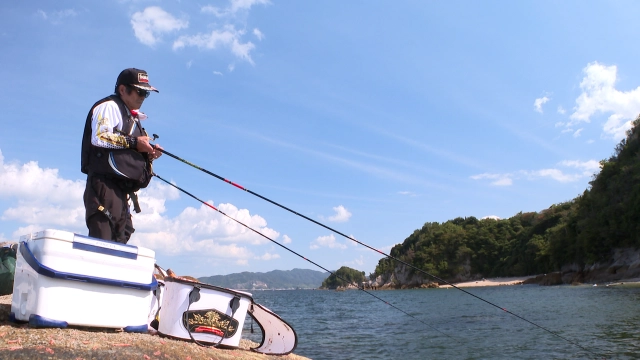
374, 117, 640, 282
320, 266, 366, 289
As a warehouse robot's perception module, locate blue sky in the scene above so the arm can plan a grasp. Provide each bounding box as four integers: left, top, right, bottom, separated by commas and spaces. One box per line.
1, 1, 640, 277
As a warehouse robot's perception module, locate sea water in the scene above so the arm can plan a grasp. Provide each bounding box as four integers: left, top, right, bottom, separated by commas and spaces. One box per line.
242, 284, 640, 359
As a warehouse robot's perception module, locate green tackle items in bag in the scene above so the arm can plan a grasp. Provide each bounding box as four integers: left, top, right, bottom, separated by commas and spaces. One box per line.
0, 244, 17, 295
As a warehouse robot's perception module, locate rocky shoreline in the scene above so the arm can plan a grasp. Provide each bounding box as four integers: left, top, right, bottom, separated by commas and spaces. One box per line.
365, 247, 640, 289
0, 294, 309, 360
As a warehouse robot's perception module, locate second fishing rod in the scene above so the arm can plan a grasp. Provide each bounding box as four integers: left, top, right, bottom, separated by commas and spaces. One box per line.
152, 173, 450, 339
152, 145, 606, 358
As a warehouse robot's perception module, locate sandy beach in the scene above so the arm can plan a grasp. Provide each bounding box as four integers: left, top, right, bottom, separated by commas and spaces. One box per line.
440, 276, 538, 288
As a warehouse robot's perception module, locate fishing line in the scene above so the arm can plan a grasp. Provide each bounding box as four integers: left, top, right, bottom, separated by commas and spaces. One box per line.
154, 147, 608, 358
153, 173, 453, 340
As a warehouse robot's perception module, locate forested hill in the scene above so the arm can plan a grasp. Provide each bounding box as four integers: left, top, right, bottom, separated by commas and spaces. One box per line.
374, 117, 640, 282
320, 266, 367, 289
198, 268, 328, 290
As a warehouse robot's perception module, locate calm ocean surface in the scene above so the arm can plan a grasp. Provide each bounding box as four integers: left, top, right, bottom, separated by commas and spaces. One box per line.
241, 285, 640, 360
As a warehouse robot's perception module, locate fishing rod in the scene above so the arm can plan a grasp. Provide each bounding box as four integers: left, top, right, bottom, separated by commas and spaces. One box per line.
153, 146, 607, 358
153, 173, 453, 340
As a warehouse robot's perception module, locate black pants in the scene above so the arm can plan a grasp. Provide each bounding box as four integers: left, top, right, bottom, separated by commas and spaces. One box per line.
84, 175, 134, 244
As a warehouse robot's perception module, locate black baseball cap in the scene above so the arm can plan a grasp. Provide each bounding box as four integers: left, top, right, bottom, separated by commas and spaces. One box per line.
116, 68, 159, 92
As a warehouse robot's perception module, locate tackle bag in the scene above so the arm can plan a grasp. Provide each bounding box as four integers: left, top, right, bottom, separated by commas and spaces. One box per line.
157, 276, 297, 355
91, 148, 152, 191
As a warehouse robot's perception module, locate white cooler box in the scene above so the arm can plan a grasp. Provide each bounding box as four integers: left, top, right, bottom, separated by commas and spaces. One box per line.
158, 277, 252, 348
10, 229, 157, 332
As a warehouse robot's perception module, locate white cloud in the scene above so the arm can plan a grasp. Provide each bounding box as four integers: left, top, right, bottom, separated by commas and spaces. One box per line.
213, 71, 223, 76
201, 5, 225, 17
524, 169, 582, 183
230, 0, 271, 12
0, 150, 85, 233
202, 0, 270, 17
482, 215, 501, 220
471, 159, 600, 186
10, 225, 45, 241
570, 62, 640, 140
184, 1, 270, 63
534, 96, 550, 113
398, 191, 417, 197
122, 188, 282, 258
0, 150, 282, 264
557, 106, 566, 115
37, 9, 78, 24
131, 6, 189, 47
470, 173, 513, 186
377, 244, 395, 254
255, 252, 280, 261
186, 60, 193, 69
253, 28, 264, 40
572, 128, 583, 138
310, 234, 347, 250
173, 25, 255, 64
342, 255, 364, 267
559, 159, 601, 174
321, 205, 352, 223
281, 234, 292, 244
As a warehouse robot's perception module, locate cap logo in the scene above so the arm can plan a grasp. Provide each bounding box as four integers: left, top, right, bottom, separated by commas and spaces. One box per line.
138, 73, 149, 83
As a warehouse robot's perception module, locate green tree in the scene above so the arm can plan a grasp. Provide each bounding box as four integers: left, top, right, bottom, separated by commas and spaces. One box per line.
321, 266, 366, 289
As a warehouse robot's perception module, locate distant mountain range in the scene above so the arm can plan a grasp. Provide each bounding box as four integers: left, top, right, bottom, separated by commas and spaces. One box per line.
198, 268, 329, 290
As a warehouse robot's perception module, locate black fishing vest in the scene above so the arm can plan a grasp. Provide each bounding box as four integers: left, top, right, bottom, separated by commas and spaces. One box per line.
81, 95, 152, 192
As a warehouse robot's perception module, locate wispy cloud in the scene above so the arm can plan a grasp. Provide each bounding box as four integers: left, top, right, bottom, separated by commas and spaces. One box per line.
471, 159, 601, 186
253, 28, 264, 40
201, 0, 270, 17
569, 62, 640, 140
255, 252, 280, 261
239, 132, 449, 189
341, 255, 365, 268
36, 9, 78, 24
379, 131, 485, 170
376, 244, 395, 254
523, 168, 583, 183
174, 0, 271, 64
127, 2, 267, 64
131, 6, 188, 47
173, 25, 255, 64
397, 191, 417, 197
470, 173, 513, 186
558, 159, 601, 173
534, 96, 550, 113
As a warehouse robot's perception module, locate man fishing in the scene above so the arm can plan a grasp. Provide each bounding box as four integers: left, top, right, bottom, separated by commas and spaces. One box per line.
80, 68, 163, 244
